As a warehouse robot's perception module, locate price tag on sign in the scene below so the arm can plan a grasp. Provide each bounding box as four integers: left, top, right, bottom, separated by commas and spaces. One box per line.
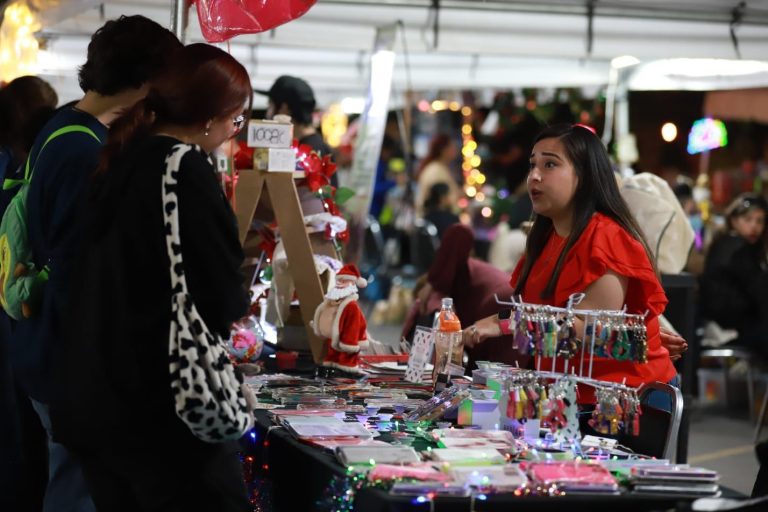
247, 119, 293, 148
405, 327, 434, 383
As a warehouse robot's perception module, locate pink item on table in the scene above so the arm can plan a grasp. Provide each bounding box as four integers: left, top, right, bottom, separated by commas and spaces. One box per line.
368, 464, 452, 482
525, 461, 617, 486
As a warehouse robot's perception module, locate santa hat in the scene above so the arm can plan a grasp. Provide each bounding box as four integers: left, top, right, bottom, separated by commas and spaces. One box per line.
336, 263, 367, 288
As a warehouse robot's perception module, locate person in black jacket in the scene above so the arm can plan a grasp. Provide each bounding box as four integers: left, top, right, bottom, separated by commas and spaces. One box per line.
50, 44, 253, 512
699, 193, 768, 356
0, 74, 58, 512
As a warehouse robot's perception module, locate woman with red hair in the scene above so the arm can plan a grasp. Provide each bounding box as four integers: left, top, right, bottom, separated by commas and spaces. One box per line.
51, 44, 253, 511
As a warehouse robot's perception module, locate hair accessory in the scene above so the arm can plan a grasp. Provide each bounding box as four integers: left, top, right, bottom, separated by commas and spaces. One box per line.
572, 123, 597, 134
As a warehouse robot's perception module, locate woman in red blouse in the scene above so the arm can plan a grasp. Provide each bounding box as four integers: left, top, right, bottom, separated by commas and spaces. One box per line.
464, 124, 677, 405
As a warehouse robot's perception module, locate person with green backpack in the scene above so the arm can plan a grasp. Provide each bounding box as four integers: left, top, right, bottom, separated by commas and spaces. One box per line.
7, 16, 182, 512
0, 74, 58, 512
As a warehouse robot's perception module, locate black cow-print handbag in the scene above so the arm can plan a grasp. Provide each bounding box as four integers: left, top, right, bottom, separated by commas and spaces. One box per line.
163, 144, 252, 442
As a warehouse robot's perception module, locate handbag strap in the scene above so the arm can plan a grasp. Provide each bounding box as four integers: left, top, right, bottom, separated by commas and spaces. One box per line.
162, 143, 196, 296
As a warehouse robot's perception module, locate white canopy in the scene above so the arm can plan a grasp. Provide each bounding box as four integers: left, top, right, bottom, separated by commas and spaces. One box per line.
19, 0, 768, 107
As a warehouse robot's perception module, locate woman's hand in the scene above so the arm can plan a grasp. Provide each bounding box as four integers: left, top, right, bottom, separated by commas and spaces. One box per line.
463, 315, 502, 348
660, 327, 688, 361
416, 282, 433, 315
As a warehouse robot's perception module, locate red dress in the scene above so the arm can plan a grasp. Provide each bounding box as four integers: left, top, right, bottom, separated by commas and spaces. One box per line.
509, 213, 676, 403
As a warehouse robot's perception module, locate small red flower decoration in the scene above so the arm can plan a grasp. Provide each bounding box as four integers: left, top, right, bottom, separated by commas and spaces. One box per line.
257, 226, 277, 261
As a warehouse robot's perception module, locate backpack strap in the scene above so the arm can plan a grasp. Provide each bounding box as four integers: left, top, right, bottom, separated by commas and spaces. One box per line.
3, 124, 101, 190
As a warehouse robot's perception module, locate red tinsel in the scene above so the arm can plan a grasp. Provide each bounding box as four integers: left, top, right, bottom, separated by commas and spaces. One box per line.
234, 141, 255, 170
292, 140, 349, 248
258, 226, 277, 261
294, 140, 337, 193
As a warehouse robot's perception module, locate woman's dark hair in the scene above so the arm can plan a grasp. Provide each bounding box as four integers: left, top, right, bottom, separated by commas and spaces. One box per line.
78, 15, 181, 95
97, 43, 252, 175
424, 182, 450, 212
725, 193, 768, 232
0, 75, 58, 166
417, 133, 452, 176
514, 124, 656, 299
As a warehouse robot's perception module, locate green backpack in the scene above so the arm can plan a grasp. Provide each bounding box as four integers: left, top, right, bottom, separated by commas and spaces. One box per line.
0, 124, 100, 320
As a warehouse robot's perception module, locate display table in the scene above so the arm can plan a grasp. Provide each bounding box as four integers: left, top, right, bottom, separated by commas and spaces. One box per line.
248, 410, 743, 512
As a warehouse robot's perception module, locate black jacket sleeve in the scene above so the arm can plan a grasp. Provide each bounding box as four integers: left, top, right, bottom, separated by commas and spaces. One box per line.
699, 235, 760, 329
177, 149, 249, 337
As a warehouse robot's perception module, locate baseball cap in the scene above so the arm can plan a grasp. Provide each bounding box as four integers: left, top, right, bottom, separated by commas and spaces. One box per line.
255, 75, 316, 113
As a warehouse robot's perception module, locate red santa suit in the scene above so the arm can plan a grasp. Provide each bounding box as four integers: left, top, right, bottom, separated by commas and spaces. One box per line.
313, 293, 368, 373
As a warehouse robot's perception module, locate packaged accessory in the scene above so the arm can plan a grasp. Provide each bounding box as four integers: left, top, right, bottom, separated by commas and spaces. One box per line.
164, 144, 252, 442
497, 309, 516, 335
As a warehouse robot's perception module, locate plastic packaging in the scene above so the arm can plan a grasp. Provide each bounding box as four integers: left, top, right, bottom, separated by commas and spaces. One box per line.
228, 315, 265, 362
194, 0, 318, 43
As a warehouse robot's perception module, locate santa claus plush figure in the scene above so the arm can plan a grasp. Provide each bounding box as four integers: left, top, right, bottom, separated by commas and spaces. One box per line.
312, 264, 369, 374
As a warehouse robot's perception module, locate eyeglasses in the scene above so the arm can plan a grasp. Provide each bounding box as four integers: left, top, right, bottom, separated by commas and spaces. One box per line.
233, 114, 246, 132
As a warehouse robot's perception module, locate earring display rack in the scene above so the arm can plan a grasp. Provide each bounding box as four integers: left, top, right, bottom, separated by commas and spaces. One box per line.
494, 293, 650, 381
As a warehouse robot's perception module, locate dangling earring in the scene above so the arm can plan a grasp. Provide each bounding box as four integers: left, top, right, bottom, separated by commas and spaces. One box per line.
204, 122, 211, 137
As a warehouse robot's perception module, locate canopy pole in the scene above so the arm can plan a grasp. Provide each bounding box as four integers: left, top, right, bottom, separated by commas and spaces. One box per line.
171, 0, 189, 43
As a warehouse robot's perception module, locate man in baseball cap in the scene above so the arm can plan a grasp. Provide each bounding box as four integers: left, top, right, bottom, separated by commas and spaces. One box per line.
256, 75, 337, 186
256, 75, 316, 124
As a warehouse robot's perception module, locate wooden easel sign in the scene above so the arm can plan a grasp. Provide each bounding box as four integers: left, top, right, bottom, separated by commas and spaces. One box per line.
233, 118, 328, 364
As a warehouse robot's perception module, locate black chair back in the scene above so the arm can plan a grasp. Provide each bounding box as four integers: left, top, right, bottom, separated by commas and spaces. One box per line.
622, 404, 672, 459
410, 219, 439, 275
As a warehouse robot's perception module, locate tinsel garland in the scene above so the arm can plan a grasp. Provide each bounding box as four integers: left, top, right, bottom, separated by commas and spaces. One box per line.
316, 465, 567, 512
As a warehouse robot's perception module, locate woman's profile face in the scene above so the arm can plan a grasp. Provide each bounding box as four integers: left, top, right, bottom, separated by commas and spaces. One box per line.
201, 102, 248, 153
527, 137, 579, 221
732, 207, 766, 244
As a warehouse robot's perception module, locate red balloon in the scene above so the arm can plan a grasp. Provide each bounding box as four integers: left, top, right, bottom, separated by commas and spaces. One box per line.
194, 0, 318, 43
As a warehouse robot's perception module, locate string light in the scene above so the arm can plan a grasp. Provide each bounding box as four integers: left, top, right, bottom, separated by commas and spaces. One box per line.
661, 122, 677, 142
320, 103, 348, 148
431, 100, 447, 111
460, 105, 477, 202
0, 2, 42, 81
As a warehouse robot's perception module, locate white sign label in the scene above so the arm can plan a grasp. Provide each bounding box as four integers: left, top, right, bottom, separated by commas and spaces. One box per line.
216, 154, 229, 172
266, 148, 296, 172
247, 120, 293, 148
405, 327, 434, 383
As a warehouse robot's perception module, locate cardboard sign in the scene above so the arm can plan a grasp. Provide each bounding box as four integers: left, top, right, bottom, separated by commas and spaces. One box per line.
404, 327, 434, 383
247, 119, 293, 148
254, 147, 296, 172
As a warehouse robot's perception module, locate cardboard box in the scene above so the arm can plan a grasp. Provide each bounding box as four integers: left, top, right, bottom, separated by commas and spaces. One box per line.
247, 119, 293, 148
697, 368, 726, 406
253, 147, 296, 172
457, 398, 500, 430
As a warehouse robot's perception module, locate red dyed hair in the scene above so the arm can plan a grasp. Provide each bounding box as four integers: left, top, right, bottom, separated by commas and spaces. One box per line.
98, 43, 252, 174
417, 133, 452, 177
